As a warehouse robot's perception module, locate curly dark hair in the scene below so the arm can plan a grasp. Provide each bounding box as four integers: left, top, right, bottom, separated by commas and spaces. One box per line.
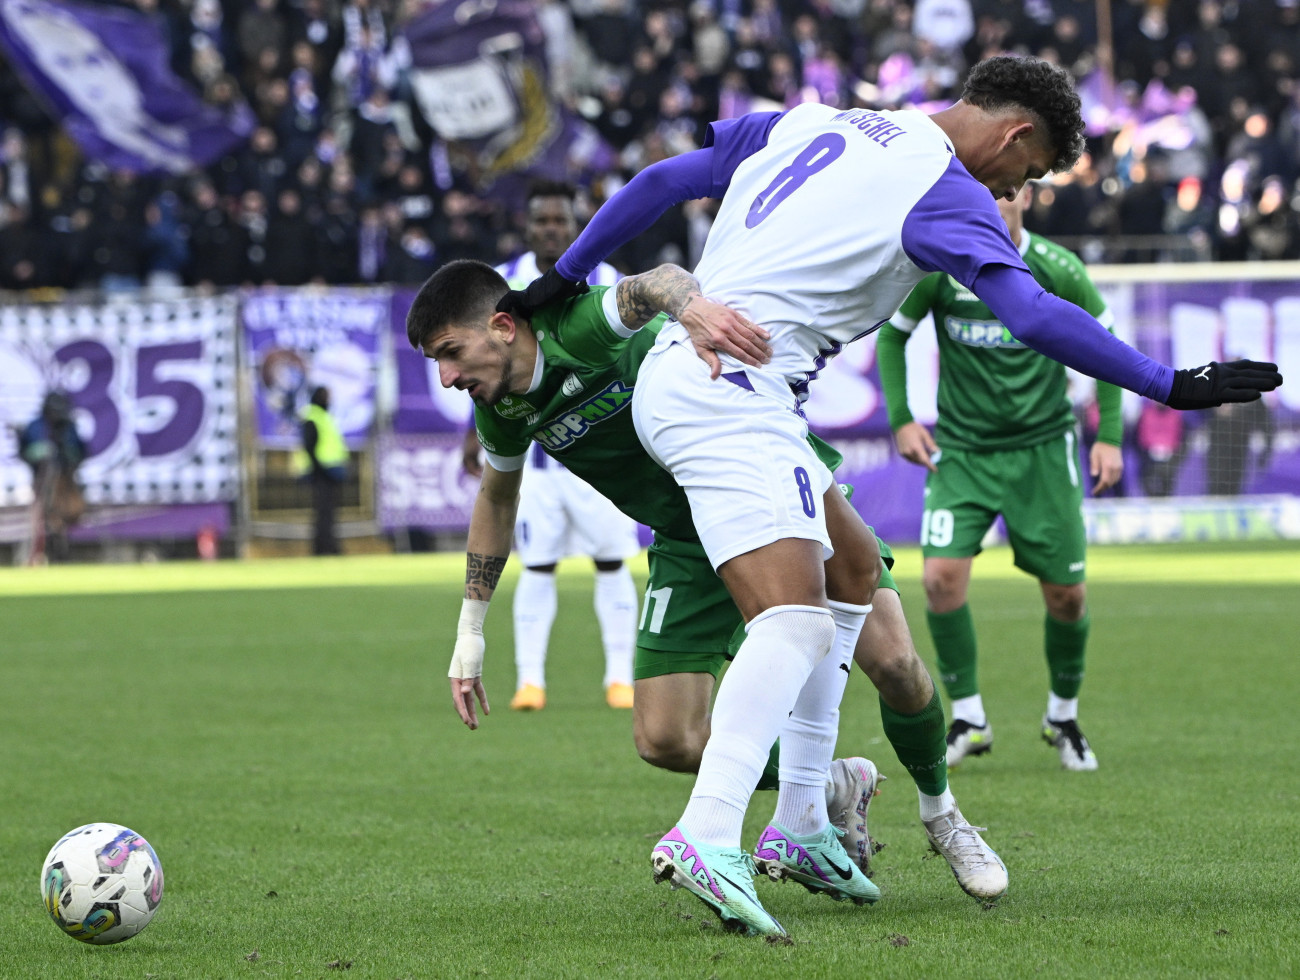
961, 56, 1086, 173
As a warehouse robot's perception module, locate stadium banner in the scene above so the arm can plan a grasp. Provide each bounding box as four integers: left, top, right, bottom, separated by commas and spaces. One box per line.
375, 431, 479, 532
389, 287, 473, 435
0, 0, 253, 175
808, 270, 1300, 546
0, 295, 240, 507
242, 289, 388, 451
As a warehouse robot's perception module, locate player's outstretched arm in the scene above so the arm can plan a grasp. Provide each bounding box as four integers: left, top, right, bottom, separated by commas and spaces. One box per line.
975, 265, 1285, 405
616, 264, 771, 378
451, 463, 523, 730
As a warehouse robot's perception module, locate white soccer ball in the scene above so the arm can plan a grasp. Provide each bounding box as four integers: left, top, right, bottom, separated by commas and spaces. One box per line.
40, 823, 164, 944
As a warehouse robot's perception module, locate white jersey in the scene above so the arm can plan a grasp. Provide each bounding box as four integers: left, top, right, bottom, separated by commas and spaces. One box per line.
654, 103, 1020, 401
497, 252, 621, 290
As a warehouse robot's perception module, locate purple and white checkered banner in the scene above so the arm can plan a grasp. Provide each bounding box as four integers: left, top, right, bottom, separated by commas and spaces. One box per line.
0, 295, 240, 506
0, 0, 252, 175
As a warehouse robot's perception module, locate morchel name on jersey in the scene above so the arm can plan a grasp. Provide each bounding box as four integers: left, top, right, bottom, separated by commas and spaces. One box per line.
533, 380, 633, 451
830, 108, 908, 147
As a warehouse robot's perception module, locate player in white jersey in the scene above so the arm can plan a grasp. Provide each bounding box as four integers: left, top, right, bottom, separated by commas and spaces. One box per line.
473, 180, 640, 712
498, 56, 1282, 937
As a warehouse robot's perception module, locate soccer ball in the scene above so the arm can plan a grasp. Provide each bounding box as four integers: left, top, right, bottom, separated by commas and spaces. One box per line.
40, 823, 164, 945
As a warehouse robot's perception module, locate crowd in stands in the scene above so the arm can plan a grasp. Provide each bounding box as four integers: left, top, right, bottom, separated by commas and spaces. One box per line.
2, 0, 1300, 294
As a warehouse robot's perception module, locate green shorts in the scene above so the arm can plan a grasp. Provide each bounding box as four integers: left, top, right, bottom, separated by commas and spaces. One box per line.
634, 528, 900, 680
921, 432, 1086, 585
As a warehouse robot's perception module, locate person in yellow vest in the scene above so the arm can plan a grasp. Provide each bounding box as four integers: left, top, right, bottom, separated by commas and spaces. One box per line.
295, 385, 348, 555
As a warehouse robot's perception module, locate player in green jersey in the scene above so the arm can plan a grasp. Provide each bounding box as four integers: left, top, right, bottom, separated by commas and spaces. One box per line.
411, 258, 1010, 915
877, 184, 1121, 772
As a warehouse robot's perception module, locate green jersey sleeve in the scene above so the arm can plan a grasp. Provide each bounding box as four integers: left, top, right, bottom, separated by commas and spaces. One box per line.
473, 405, 529, 469
889, 273, 942, 332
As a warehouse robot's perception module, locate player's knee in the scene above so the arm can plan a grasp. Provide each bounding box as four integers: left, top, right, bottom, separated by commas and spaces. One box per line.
825, 530, 880, 607
1045, 583, 1087, 622
922, 567, 965, 611
633, 724, 704, 773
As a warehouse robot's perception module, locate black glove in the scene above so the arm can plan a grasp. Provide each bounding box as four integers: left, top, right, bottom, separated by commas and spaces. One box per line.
1165, 359, 1283, 410
495, 266, 588, 317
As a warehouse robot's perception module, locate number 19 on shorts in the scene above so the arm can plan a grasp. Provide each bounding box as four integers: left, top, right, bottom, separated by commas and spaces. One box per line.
920, 508, 954, 547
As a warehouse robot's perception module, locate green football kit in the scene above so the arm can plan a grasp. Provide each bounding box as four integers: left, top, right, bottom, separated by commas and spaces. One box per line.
878, 229, 1122, 586
474, 287, 896, 682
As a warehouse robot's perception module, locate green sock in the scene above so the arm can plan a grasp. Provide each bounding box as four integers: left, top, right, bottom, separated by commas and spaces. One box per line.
756, 739, 781, 791
927, 604, 979, 700
879, 688, 948, 797
1045, 611, 1089, 699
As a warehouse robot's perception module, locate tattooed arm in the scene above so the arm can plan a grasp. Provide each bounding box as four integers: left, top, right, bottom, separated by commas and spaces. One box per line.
450, 462, 523, 730
614, 263, 772, 380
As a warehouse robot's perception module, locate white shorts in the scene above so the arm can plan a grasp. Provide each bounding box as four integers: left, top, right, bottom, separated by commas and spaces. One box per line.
514, 448, 642, 567
631, 339, 833, 570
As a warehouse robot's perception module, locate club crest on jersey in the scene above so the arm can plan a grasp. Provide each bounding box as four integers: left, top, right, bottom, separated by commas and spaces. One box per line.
533, 380, 633, 451
943, 316, 1024, 349
495, 396, 535, 419
561, 373, 585, 397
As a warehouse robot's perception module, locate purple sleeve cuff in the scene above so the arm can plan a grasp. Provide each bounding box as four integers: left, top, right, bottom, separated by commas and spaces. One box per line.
975, 264, 1175, 401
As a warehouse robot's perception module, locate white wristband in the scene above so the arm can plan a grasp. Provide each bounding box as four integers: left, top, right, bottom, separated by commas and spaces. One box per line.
457, 598, 489, 635
449, 599, 490, 680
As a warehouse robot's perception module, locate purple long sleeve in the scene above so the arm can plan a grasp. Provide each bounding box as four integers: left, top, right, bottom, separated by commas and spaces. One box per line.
555, 110, 786, 281
555, 150, 718, 282
974, 263, 1174, 401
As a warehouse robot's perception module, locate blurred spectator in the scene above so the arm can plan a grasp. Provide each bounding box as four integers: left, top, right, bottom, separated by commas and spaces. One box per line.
1136, 402, 1185, 497
913, 0, 974, 55
143, 191, 189, 294
1205, 397, 1275, 496
17, 391, 86, 564
265, 188, 318, 285
186, 180, 245, 287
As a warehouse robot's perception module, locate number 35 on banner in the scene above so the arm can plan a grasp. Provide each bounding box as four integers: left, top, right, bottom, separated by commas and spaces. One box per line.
56, 339, 211, 462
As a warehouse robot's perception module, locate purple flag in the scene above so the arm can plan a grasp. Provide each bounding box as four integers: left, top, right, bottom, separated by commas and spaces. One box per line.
0, 0, 252, 175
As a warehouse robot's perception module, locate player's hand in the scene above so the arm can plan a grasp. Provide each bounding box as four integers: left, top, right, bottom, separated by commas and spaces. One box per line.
1165, 360, 1282, 410
449, 599, 490, 729
496, 267, 588, 318
1089, 441, 1124, 496
678, 297, 771, 380
894, 422, 938, 472
461, 427, 484, 478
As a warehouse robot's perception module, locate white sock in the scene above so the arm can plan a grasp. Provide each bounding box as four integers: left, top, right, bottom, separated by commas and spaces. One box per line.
1047, 692, 1078, 722
919, 786, 957, 822
594, 566, 637, 687
773, 600, 869, 836
680, 604, 836, 846
512, 568, 556, 689
951, 694, 987, 728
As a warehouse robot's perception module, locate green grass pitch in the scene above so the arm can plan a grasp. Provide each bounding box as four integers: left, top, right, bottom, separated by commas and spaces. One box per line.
2, 542, 1298, 978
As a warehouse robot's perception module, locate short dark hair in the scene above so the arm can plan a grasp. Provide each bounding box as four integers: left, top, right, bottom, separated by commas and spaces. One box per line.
406, 259, 508, 351
962, 55, 1086, 173
527, 178, 577, 205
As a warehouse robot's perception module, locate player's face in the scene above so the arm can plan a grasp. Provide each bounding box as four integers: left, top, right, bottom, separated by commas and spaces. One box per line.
525, 196, 578, 264
969, 126, 1056, 202
424, 324, 514, 406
